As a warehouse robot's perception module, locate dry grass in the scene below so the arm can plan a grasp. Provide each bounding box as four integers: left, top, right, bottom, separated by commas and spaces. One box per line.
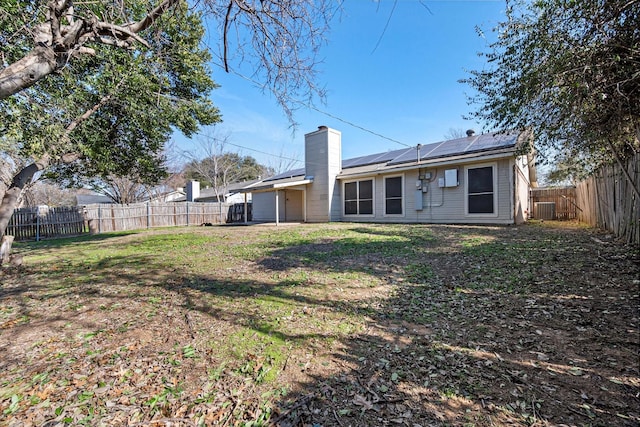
0, 221, 638, 426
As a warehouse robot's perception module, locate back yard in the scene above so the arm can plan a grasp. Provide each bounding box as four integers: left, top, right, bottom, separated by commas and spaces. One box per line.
0, 222, 638, 426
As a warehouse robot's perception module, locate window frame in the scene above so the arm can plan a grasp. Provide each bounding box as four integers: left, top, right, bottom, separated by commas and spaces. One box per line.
383, 174, 405, 217
343, 178, 375, 217
465, 163, 498, 217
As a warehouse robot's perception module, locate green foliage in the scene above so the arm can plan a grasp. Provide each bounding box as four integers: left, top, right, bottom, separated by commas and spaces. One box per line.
0, 0, 220, 187
463, 0, 640, 171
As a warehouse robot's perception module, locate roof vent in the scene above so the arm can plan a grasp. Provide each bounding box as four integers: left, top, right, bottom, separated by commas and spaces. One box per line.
318, 125, 328, 131
466, 129, 475, 137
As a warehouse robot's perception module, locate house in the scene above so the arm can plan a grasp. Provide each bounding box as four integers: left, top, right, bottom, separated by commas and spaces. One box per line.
176, 179, 261, 204
76, 193, 113, 206
146, 188, 185, 203
76, 188, 186, 205
242, 126, 536, 225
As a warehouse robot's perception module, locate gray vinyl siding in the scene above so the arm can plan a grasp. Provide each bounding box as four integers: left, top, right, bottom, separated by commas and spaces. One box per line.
251, 192, 285, 222
340, 158, 517, 225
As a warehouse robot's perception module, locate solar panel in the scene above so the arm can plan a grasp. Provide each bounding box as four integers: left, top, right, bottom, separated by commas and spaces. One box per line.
262, 132, 520, 183
420, 138, 473, 160
264, 167, 305, 182
387, 132, 519, 165
342, 147, 410, 169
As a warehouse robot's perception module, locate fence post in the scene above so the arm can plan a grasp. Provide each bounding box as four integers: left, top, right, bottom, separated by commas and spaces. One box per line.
147, 202, 151, 229
186, 202, 190, 226
36, 207, 40, 242
98, 205, 102, 234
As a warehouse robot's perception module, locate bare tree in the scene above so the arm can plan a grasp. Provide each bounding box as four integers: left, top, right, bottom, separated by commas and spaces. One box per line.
23, 181, 77, 207
92, 175, 151, 204
204, 0, 339, 122
443, 128, 469, 140
183, 129, 267, 201
267, 145, 303, 175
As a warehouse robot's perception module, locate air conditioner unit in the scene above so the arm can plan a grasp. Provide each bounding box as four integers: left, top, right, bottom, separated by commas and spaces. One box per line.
534, 202, 556, 220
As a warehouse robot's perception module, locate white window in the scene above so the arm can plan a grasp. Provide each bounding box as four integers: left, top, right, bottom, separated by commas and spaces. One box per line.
465, 163, 498, 216
344, 179, 373, 215
384, 175, 404, 216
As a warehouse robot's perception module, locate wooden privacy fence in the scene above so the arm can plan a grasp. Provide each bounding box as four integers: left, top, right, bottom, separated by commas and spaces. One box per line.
83, 202, 250, 233
6, 202, 252, 240
6, 206, 86, 241
530, 187, 579, 220
575, 154, 639, 245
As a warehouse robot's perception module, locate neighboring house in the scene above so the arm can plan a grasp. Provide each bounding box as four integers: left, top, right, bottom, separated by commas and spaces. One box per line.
242, 126, 537, 225
76, 193, 113, 205
146, 188, 185, 203
76, 189, 186, 205
175, 179, 260, 204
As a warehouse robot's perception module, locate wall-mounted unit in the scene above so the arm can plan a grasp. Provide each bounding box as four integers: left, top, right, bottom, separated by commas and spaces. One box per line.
415, 190, 423, 210
444, 169, 458, 187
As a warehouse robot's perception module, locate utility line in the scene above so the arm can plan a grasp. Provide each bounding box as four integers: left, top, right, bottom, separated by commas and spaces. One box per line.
299, 102, 412, 148
210, 61, 413, 149
184, 130, 304, 165
224, 140, 303, 164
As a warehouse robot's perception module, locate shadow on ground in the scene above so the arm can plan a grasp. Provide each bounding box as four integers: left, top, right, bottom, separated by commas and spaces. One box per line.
0, 222, 638, 426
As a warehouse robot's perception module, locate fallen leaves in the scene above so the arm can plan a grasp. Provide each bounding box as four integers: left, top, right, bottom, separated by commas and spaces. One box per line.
1, 223, 638, 426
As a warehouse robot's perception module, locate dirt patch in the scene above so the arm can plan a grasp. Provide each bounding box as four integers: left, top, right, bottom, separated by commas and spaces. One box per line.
0, 221, 638, 426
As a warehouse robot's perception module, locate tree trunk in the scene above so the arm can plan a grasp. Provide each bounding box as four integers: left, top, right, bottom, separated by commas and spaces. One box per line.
0, 156, 50, 238
0, 235, 15, 265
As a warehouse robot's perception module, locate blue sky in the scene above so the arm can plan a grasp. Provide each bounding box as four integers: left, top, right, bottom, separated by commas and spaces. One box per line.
175, 0, 507, 171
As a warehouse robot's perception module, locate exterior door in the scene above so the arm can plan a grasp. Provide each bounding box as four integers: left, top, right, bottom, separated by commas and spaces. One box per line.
285, 190, 304, 221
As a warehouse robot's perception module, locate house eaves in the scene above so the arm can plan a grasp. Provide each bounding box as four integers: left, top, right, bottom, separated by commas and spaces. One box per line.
239, 176, 313, 193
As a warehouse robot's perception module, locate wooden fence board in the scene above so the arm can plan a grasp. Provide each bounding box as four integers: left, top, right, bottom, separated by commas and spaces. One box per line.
7, 202, 252, 241
6, 206, 86, 241
530, 187, 578, 220
83, 202, 240, 234
575, 154, 639, 245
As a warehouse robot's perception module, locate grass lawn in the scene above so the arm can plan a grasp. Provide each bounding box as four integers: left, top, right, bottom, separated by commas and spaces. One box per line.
0, 222, 638, 426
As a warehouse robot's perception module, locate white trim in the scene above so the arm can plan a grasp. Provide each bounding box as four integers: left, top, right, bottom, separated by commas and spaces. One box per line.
342, 177, 375, 218
241, 178, 312, 193
383, 174, 405, 217
464, 162, 499, 218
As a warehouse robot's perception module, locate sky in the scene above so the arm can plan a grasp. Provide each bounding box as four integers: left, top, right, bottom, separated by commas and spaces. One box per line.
173, 0, 508, 171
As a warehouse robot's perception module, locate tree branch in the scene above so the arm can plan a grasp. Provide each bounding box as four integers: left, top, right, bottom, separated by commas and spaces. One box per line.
127, 0, 180, 33
0, 0, 180, 100
223, 0, 233, 72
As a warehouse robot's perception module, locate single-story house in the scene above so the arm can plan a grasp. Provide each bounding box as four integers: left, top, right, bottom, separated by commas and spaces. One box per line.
176, 179, 261, 204
147, 188, 186, 203
76, 193, 113, 205
76, 188, 186, 205
241, 126, 537, 225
